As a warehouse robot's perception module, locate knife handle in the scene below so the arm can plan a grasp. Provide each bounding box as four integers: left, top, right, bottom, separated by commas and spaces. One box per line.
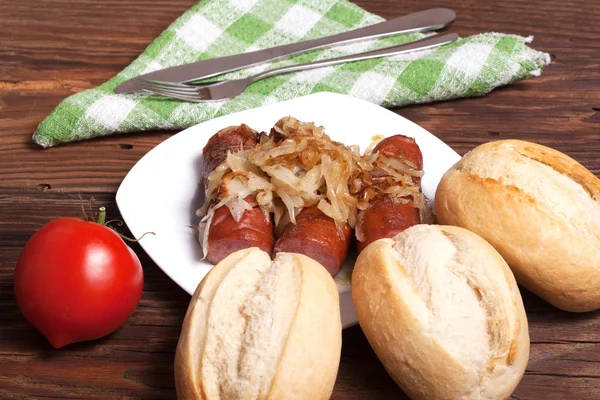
253, 33, 459, 82
114, 8, 455, 93
263, 8, 456, 62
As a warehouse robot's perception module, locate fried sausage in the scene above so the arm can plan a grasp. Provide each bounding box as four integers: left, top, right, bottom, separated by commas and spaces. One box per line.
273, 207, 351, 276
206, 197, 274, 264
371, 135, 423, 180
201, 125, 274, 264
202, 124, 259, 183
356, 135, 423, 253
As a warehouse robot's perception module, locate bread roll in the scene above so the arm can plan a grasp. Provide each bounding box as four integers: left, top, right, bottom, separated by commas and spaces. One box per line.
435, 139, 600, 312
352, 225, 529, 400
174, 248, 342, 400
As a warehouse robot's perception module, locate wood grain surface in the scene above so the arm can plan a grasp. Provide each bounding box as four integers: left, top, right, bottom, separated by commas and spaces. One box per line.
2, 0, 600, 398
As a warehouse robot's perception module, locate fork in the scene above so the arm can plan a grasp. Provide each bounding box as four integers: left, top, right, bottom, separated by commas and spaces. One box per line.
116, 8, 455, 94
135, 33, 459, 103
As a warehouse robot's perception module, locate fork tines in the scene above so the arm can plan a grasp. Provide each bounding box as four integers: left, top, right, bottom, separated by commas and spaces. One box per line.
135, 79, 208, 102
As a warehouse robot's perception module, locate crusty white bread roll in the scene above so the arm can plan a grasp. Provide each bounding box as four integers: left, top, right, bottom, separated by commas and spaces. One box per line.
435, 139, 600, 312
352, 225, 529, 400
174, 248, 342, 400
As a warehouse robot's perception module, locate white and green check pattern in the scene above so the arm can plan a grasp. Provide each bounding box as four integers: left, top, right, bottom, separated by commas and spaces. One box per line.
33, 0, 550, 147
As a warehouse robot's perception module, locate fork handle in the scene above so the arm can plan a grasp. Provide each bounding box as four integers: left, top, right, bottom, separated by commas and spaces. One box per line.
252, 33, 459, 82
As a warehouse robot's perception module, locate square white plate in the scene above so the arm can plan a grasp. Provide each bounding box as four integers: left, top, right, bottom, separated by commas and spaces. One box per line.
116, 92, 461, 328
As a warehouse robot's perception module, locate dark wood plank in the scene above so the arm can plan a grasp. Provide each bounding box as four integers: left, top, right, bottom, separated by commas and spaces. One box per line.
1, 0, 600, 398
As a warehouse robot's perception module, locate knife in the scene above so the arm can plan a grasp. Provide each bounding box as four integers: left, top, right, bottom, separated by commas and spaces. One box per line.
115, 8, 455, 94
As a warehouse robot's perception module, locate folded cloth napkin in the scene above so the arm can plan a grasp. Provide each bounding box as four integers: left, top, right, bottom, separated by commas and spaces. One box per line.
33, 0, 550, 147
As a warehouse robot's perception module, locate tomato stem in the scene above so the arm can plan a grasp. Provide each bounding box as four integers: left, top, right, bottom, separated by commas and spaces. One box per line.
98, 207, 106, 225
117, 231, 156, 242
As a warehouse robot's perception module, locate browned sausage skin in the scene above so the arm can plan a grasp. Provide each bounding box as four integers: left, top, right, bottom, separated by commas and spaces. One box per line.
356, 135, 423, 253
372, 135, 423, 181
206, 196, 274, 265
273, 207, 351, 276
356, 200, 420, 253
201, 124, 259, 183
201, 125, 274, 264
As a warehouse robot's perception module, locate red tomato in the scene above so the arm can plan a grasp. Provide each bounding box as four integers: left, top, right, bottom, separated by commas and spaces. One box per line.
14, 217, 144, 348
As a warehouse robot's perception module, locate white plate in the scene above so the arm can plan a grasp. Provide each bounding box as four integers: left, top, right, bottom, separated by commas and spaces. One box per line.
116, 92, 461, 328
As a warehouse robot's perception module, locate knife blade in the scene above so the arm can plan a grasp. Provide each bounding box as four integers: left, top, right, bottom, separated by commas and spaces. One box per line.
114, 8, 455, 94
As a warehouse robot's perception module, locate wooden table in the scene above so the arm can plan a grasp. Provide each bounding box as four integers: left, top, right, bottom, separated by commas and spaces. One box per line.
2, 0, 599, 398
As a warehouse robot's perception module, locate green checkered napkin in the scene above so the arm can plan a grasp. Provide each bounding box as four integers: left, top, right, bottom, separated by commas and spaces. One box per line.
33, 0, 550, 147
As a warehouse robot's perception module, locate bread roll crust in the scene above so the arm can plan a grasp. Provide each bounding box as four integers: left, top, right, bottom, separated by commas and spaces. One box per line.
435, 139, 600, 312
352, 225, 529, 400
175, 248, 342, 400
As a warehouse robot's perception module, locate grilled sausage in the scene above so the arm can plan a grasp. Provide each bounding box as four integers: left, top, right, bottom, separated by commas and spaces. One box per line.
202, 124, 259, 183
206, 197, 274, 264
356, 135, 423, 253
273, 207, 352, 276
201, 125, 274, 264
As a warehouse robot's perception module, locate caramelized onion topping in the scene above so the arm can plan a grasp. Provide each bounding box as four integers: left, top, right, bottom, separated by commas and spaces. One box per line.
197, 117, 427, 254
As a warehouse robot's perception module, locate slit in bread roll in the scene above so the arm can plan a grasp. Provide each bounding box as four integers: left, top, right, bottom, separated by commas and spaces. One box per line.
175, 247, 342, 400
352, 225, 530, 400
435, 139, 600, 312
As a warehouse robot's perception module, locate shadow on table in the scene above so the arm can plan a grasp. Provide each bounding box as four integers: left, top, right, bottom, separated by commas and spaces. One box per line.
188, 151, 205, 262
519, 286, 600, 324
0, 285, 52, 352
